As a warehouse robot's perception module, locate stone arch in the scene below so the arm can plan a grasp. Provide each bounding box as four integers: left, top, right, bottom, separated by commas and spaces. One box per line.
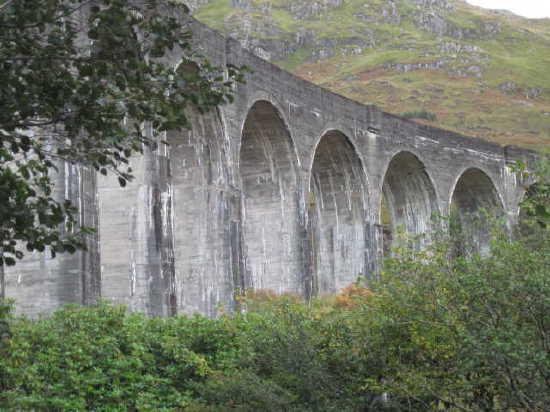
239, 100, 303, 295
380, 151, 439, 254
449, 167, 505, 255
308, 130, 369, 295
237, 92, 295, 152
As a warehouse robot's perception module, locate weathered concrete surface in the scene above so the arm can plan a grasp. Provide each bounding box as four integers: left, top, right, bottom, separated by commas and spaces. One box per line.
4, 162, 99, 317
165, 108, 237, 317
382, 151, 439, 251
450, 168, 506, 255
309, 131, 370, 294
4, 14, 538, 317
240, 101, 304, 296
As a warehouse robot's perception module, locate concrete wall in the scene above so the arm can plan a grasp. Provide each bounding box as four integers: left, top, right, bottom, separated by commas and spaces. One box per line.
4, 16, 537, 317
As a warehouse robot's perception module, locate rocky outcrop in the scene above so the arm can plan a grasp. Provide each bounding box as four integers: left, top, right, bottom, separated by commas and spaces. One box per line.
231, 0, 254, 10
385, 60, 447, 72
354, 1, 403, 25
416, 11, 501, 39
223, 13, 297, 61
308, 35, 375, 61
499, 81, 518, 94
191, 1, 541, 95
438, 41, 483, 56
284, 0, 344, 20
187, 0, 550, 152
192, 1, 503, 62
497, 83, 544, 99
409, 0, 455, 12
185, 0, 212, 12
525, 88, 543, 99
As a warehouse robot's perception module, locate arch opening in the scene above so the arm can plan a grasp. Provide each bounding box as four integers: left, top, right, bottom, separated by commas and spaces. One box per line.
308, 131, 369, 295
450, 168, 505, 256
239, 101, 303, 295
381, 152, 439, 254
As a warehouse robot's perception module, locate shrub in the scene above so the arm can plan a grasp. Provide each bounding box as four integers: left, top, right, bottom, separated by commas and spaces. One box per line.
0, 305, 222, 410
0, 214, 548, 410
333, 282, 373, 310
362, 230, 550, 411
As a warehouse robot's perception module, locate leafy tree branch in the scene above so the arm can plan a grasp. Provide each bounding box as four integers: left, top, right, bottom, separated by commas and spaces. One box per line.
0, 0, 245, 268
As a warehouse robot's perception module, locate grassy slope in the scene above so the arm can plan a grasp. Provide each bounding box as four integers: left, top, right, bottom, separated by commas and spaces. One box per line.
194, 0, 550, 152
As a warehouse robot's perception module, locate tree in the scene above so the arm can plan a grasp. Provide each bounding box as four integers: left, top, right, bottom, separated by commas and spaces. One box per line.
0, 0, 243, 272
516, 159, 550, 229
360, 219, 550, 411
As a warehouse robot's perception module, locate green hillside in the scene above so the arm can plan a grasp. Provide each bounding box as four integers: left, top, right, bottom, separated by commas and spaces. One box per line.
189, 0, 550, 152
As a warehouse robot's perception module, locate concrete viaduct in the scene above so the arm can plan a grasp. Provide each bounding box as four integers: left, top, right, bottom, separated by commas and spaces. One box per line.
4, 16, 536, 317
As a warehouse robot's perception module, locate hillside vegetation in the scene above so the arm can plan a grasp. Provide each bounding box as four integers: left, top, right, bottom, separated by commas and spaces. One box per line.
190, 0, 550, 152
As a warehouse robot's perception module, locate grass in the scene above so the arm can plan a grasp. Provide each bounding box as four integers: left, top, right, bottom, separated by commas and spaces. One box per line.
193, 0, 235, 31
192, 0, 550, 151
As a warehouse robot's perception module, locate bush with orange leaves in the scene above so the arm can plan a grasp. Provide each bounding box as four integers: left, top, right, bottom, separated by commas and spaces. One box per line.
333, 283, 373, 310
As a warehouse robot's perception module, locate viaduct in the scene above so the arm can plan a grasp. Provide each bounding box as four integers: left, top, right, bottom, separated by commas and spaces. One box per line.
3, 15, 537, 318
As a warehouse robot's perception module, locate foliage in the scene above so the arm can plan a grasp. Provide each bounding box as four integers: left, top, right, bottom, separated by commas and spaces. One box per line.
333, 281, 373, 310
0, 0, 243, 267
0, 304, 234, 410
513, 159, 550, 230
364, 232, 550, 411
0, 214, 549, 410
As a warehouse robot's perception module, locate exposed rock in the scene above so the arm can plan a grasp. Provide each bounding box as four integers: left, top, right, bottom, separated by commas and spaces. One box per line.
464, 65, 483, 77
525, 88, 542, 99
498, 81, 517, 94
385, 60, 447, 72
311, 48, 334, 60
295, 28, 316, 46
483, 22, 501, 35
512, 100, 534, 107
344, 75, 360, 81
416, 12, 452, 36
283, 0, 344, 20
354, 12, 378, 24
354, 1, 403, 25
416, 12, 501, 39
381, 1, 402, 25
224, 13, 297, 61
190, 0, 549, 152
409, 0, 455, 12
385, 55, 485, 77
308, 36, 374, 61
185, 0, 213, 12
231, 0, 254, 10
438, 41, 483, 56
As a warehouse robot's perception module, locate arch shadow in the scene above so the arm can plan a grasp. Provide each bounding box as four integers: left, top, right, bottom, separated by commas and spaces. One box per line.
238, 100, 303, 295
380, 150, 440, 254
308, 130, 371, 295
449, 167, 505, 256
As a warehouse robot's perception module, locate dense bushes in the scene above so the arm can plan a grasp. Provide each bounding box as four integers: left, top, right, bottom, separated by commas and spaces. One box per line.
1, 231, 549, 411
364, 232, 550, 411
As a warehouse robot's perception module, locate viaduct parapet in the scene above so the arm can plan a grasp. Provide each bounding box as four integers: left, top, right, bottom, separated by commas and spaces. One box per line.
4, 16, 537, 317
